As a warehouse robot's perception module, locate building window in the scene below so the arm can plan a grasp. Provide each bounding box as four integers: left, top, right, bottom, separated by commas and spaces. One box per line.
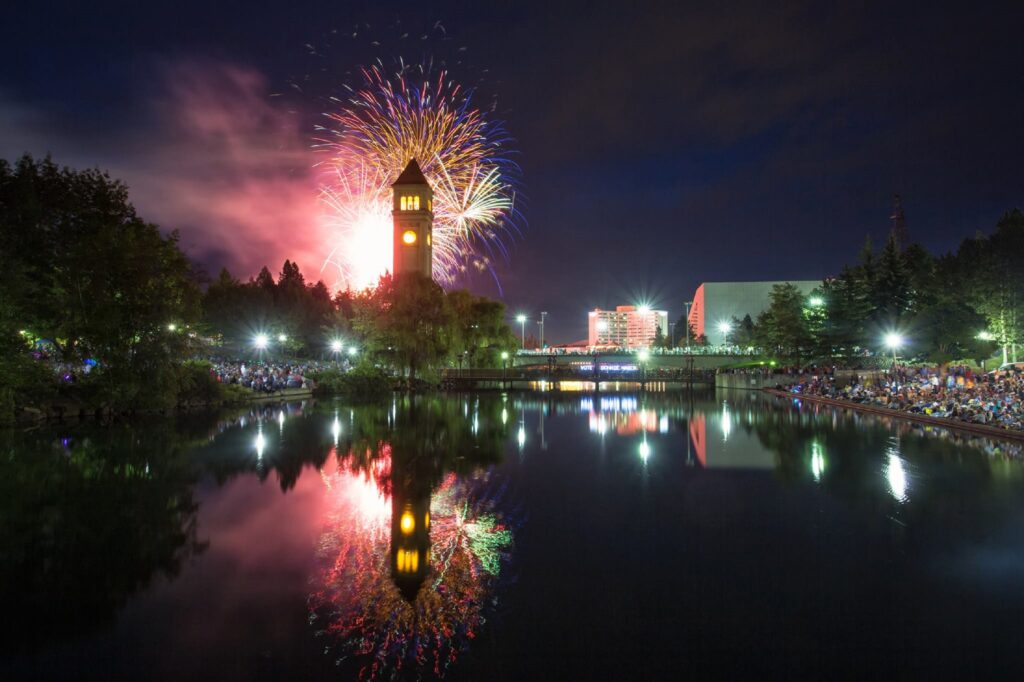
412, 195, 420, 210
400, 196, 407, 211
402, 230, 417, 245
426, 232, 431, 245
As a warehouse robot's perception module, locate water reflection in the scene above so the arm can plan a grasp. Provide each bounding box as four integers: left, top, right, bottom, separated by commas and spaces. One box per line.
309, 396, 513, 679
5, 391, 1024, 680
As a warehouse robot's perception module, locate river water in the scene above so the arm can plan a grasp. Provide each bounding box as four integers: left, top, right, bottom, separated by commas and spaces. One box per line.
3, 390, 1024, 680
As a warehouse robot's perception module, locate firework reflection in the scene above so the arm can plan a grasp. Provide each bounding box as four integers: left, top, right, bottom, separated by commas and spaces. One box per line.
309, 397, 513, 679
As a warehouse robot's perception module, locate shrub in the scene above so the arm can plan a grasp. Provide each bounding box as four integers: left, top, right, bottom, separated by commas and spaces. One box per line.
309, 363, 393, 398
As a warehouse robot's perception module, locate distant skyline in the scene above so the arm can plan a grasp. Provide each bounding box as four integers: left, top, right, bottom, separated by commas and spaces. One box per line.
2, 1, 1023, 342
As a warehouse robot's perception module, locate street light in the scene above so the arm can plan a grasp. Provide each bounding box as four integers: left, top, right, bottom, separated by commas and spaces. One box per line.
254, 333, 269, 350
278, 333, 287, 343
884, 332, 904, 367
683, 301, 693, 348
718, 321, 733, 348
638, 349, 650, 386
330, 339, 343, 353
977, 331, 996, 341
809, 296, 824, 307
501, 350, 510, 383
516, 314, 527, 349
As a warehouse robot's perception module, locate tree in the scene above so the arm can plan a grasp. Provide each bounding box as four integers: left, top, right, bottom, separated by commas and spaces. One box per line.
0, 155, 201, 409
954, 209, 1024, 364
730, 314, 756, 348
652, 325, 668, 349
447, 290, 517, 366
355, 274, 454, 383
755, 283, 814, 363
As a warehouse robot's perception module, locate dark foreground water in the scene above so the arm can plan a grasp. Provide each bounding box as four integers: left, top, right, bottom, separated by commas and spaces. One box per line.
3, 391, 1024, 680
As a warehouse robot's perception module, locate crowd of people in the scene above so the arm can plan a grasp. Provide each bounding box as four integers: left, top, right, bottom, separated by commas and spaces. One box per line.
210, 359, 342, 393
786, 364, 1024, 432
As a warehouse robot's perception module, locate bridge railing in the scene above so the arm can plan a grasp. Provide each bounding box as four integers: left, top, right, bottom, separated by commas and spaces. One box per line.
514, 346, 758, 357
440, 368, 715, 382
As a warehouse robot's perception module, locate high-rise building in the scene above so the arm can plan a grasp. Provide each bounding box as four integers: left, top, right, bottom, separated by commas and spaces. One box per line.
391, 159, 434, 278
588, 306, 668, 349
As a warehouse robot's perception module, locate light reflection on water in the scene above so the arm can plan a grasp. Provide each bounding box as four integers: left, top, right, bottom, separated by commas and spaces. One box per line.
4, 391, 1024, 680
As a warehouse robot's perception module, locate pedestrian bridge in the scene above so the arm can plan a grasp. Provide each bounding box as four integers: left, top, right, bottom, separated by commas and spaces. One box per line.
440, 366, 714, 391
510, 350, 754, 372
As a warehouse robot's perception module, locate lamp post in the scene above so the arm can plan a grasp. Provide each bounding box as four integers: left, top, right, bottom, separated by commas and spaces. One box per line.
718, 321, 733, 351
539, 312, 548, 349
684, 301, 693, 348
516, 314, 527, 349
638, 348, 650, 388
330, 339, 342, 366
977, 331, 995, 371
884, 333, 903, 368
501, 350, 510, 387
669, 321, 676, 348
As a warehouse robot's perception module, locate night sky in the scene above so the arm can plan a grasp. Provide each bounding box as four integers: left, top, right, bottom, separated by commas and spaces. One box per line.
3, 1, 1023, 342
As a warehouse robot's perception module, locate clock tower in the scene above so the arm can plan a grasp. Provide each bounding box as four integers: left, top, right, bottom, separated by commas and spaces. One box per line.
391, 159, 434, 279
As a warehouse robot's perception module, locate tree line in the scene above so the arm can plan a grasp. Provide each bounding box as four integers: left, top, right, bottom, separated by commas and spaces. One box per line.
0, 155, 517, 420
204, 264, 517, 380
722, 211, 1024, 367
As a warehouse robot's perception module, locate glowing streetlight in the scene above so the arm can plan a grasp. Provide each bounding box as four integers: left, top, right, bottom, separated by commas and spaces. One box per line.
977, 331, 996, 341
347, 346, 358, 357
884, 332, 904, 366
516, 314, 527, 348
277, 333, 288, 343
167, 323, 177, 332
718, 320, 733, 347
809, 296, 824, 307
637, 349, 650, 363
253, 333, 269, 350
330, 339, 343, 353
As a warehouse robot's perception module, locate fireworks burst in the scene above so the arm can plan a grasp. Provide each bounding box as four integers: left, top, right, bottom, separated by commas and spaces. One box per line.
316, 63, 520, 290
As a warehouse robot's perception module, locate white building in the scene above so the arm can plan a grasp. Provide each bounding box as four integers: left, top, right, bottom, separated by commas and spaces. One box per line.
588, 306, 668, 349
688, 280, 821, 346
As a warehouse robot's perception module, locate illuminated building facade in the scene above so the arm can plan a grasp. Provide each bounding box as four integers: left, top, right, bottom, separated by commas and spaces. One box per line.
392, 159, 434, 278
688, 280, 820, 346
587, 305, 668, 349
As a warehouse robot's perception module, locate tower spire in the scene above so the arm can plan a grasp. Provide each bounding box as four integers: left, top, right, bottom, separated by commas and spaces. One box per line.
391, 159, 435, 279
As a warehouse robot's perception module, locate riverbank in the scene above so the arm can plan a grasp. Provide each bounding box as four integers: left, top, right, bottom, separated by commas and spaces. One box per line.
763, 388, 1024, 442
14, 387, 314, 424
